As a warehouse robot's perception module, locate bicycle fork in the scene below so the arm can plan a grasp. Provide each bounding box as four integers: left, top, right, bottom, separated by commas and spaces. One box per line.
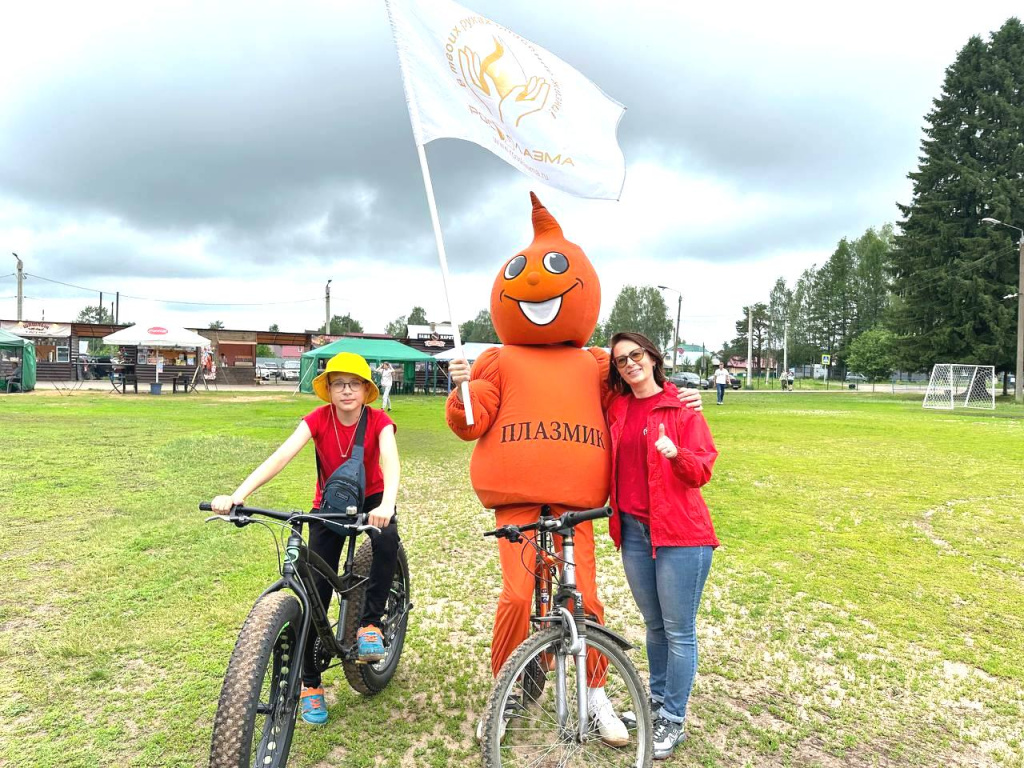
551, 533, 591, 742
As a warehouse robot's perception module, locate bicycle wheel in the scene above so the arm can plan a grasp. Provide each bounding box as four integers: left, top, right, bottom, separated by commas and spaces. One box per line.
210, 592, 301, 768
342, 539, 411, 694
482, 627, 653, 768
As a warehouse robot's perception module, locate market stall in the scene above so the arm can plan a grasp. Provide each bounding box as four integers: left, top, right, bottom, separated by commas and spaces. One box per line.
0, 327, 36, 392
102, 323, 210, 394
298, 337, 437, 395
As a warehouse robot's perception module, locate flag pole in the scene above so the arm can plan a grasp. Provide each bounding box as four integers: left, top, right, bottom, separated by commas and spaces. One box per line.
415, 143, 474, 424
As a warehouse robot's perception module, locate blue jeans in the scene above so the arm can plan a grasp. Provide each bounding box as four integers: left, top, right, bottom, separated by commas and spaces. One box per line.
620, 512, 712, 724
716, 383, 726, 403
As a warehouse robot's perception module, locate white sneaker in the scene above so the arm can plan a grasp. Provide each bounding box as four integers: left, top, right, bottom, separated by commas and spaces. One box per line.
588, 688, 629, 747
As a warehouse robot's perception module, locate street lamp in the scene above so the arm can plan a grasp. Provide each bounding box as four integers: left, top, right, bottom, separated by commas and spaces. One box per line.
658, 285, 682, 373
981, 217, 1024, 404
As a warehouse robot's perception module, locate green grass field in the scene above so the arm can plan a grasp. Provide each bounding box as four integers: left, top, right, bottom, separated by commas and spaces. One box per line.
1, 390, 1022, 767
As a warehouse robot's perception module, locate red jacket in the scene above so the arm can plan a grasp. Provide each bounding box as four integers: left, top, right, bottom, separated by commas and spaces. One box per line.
606, 382, 719, 551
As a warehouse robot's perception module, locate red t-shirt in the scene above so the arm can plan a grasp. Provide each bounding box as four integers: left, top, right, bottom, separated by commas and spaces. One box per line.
303, 405, 396, 508
614, 393, 660, 525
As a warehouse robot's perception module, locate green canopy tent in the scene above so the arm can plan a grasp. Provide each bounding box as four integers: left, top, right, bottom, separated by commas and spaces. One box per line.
0, 327, 37, 392
298, 338, 438, 395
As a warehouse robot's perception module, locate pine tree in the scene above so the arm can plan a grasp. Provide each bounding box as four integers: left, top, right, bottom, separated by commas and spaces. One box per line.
890, 19, 1024, 372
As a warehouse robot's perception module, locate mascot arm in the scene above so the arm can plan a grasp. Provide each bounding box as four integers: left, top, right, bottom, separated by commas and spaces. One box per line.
669, 411, 718, 487
445, 348, 502, 441
586, 347, 615, 412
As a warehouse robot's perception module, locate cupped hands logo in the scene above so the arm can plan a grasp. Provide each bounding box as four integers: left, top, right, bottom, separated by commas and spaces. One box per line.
458, 34, 550, 139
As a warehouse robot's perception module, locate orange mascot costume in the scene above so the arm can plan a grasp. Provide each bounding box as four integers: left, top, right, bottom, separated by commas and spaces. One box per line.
446, 193, 612, 682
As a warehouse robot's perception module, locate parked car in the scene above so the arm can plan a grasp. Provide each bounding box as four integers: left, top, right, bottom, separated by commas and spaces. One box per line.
668, 371, 702, 389
256, 361, 281, 381
845, 372, 868, 383
703, 374, 741, 390
280, 360, 301, 381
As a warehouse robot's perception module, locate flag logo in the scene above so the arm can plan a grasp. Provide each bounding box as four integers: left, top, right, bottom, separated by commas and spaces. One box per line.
387, 0, 626, 199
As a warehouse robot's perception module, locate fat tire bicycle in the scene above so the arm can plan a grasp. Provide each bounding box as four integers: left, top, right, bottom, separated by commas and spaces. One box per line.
481, 505, 654, 768
199, 502, 412, 768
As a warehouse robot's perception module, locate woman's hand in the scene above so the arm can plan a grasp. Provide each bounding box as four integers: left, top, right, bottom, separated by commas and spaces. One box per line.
211, 493, 245, 515
654, 424, 678, 459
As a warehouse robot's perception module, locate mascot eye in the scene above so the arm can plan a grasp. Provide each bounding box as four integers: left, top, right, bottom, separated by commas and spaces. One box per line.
542, 252, 569, 274
504, 255, 527, 280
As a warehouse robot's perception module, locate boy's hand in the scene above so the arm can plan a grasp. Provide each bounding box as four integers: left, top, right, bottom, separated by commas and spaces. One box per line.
368, 505, 393, 529
211, 494, 244, 515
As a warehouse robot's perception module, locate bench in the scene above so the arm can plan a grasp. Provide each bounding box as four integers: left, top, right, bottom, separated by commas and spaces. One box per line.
113, 368, 138, 394
172, 374, 194, 394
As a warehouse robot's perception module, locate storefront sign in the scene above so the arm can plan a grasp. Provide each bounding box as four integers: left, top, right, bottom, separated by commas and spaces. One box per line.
1, 321, 71, 338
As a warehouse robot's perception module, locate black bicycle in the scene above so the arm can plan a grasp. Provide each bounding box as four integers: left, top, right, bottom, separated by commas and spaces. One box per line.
199, 502, 412, 768
481, 505, 653, 767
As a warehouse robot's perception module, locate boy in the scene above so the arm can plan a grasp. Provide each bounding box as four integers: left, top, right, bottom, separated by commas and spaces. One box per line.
211, 352, 401, 725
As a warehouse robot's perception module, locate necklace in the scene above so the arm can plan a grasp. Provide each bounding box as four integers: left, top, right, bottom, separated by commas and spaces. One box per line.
331, 406, 363, 458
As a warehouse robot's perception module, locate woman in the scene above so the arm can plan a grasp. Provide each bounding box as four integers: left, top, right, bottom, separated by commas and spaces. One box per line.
606, 331, 718, 760
211, 352, 401, 726
376, 361, 395, 411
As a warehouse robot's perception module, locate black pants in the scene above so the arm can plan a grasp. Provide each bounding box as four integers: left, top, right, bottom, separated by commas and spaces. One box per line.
302, 492, 400, 688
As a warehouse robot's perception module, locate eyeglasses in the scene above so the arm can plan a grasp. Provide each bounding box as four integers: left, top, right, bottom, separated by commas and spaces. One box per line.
329, 379, 364, 392
612, 348, 646, 369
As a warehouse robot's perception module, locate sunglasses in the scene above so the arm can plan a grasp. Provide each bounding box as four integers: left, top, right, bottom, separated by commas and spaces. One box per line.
613, 348, 647, 369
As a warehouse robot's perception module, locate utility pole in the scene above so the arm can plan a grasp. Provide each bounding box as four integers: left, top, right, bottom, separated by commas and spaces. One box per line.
324, 279, 332, 335
99, 291, 103, 320
12, 253, 24, 320
115, 292, 119, 325
1017, 237, 1023, 404
747, 305, 753, 389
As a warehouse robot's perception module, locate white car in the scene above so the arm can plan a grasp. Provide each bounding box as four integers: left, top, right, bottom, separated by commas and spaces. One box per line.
280, 361, 301, 381
256, 362, 280, 381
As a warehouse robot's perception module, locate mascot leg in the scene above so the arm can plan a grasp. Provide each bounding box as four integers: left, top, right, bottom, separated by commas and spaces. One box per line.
492, 504, 540, 677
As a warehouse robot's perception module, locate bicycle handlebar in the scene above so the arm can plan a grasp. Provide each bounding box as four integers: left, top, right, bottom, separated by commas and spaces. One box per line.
199, 502, 382, 534
484, 506, 612, 540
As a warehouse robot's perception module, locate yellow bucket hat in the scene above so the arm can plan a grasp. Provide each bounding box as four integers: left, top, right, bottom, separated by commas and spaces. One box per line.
311, 352, 380, 404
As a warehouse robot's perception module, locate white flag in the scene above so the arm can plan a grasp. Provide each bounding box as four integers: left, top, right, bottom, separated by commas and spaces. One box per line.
386, 0, 626, 200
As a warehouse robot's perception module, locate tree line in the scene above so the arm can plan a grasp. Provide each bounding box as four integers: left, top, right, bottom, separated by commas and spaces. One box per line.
723, 17, 1024, 386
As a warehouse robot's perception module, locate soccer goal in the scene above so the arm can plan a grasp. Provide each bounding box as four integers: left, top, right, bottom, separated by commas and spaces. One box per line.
922, 364, 995, 410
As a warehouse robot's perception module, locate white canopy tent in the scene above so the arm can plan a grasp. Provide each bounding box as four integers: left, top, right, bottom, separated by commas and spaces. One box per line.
102, 324, 210, 384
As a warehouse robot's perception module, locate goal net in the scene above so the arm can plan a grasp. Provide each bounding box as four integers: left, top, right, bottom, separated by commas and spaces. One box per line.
922, 364, 995, 410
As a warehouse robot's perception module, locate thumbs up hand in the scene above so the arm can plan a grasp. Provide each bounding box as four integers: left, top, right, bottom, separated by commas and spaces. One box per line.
654, 424, 678, 459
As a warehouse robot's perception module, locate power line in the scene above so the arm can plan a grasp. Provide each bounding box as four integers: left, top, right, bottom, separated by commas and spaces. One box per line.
23, 272, 320, 307
0, 273, 14, 279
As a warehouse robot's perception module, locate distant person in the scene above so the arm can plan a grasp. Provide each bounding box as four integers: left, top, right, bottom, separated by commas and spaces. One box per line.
220, 352, 227, 368
209, 353, 401, 726
376, 362, 395, 411
713, 362, 730, 405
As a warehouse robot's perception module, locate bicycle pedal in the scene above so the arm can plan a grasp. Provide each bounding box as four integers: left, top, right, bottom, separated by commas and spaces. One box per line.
620, 710, 637, 730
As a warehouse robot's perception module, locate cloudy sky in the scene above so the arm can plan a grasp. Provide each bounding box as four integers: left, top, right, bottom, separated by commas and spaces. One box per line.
1, 1, 1021, 348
